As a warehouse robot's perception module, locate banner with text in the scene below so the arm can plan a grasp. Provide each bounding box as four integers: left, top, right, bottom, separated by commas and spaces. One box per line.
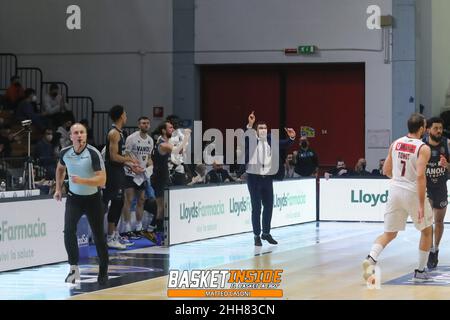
168, 179, 316, 245
320, 179, 450, 222
0, 199, 67, 272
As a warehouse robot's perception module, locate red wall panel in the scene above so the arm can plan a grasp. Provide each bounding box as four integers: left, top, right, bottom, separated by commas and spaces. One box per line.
286, 64, 365, 169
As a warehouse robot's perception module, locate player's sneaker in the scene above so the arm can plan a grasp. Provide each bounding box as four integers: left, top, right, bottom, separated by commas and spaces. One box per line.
427, 250, 439, 270
126, 231, 142, 240
412, 269, 433, 283
107, 235, 127, 250
362, 255, 376, 281
65, 265, 80, 283
141, 230, 157, 243
134, 230, 144, 238
117, 234, 134, 247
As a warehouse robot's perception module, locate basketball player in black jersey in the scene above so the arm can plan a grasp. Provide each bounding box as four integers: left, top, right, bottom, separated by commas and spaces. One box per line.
103, 105, 143, 249
424, 117, 450, 269
146, 121, 190, 245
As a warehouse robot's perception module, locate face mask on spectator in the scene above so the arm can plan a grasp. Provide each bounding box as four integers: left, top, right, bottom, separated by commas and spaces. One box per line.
31, 95, 37, 102
301, 141, 308, 149
46, 134, 53, 142
50, 91, 58, 98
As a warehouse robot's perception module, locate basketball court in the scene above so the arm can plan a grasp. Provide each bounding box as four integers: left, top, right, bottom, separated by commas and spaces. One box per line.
2, 221, 450, 300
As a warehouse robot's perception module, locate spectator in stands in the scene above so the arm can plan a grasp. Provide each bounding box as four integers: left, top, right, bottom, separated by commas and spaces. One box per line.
188, 164, 207, 186
16, 88, 47, 130
56, 117, 73, 148
0, 125, 13, 158
206, 160, 235, 184
4, 76, 24, 110
293, 136, 319, 177
371, 159, 386, 177
34, 128, 59, 179
80, 118, 94, 146
325, 159, 352, 179
352, 158, 371, 176
42, 84, 70, 127
285, 154, 295, 178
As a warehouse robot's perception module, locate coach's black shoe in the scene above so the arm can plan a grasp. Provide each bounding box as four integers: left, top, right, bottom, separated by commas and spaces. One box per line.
97, 274, 108, 286
261, 234, 278, 245
427, 250, 439, 269
254, 236, 262, 247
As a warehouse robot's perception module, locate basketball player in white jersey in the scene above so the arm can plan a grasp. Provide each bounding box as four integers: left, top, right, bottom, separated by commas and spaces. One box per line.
362, 113, 433, 282
121, 116, 154, 240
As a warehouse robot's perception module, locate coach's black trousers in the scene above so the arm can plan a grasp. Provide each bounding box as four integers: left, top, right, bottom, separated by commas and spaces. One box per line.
64, 191, 108, 276
246, 173, 274, 236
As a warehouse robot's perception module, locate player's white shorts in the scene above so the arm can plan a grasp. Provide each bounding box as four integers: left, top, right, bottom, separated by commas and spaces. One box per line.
384, 186, 433, 232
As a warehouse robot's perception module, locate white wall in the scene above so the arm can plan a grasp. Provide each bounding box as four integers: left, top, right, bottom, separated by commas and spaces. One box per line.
194, 0, 393, 170
416, 0, 431, 117
0, 0, 173, 124
431, 0, 450, 116
416, 0, 450, 117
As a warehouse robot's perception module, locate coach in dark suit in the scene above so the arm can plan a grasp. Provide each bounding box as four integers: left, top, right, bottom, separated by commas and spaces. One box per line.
244, 112, 296, 246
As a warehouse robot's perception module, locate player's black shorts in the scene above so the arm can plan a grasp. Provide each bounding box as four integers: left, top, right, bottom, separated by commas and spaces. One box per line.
123, 176, 147, 191
151, 174, 169, 198
427, 185, 448, 209
103, 164, 125, 202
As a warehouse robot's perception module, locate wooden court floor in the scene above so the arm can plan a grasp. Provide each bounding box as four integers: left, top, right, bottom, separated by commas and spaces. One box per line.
71, 222, 450, 300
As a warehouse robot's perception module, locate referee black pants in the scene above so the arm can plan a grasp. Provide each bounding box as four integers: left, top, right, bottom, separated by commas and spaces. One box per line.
246, 173, 274, 236
64, 191, 108, 275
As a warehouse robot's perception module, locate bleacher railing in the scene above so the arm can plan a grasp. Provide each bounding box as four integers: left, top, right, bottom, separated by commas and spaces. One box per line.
69, 96, 94, 125
0, 54, 18, 91
122, 126, 137, 138
16, 67, 43, 102
93, 111, 111, 148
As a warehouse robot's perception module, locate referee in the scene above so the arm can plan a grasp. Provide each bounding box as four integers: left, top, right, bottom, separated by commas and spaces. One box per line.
54, 123, 109, 285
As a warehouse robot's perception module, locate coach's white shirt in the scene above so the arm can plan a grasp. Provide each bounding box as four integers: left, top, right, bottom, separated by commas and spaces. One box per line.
246, 138, 273, 176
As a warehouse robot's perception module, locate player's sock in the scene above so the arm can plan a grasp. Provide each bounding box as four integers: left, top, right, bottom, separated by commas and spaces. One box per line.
369, 243, 383, 262
418, 249, 429, 271
124, 222, 132, 233
147, 214, 157, 232
135, 221, 143, 232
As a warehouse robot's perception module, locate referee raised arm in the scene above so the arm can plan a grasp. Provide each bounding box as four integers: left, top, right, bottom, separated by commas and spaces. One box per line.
54, 123, 109, 285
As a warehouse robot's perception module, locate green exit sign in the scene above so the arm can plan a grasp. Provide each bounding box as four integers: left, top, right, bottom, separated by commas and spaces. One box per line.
298, 45, 316, 54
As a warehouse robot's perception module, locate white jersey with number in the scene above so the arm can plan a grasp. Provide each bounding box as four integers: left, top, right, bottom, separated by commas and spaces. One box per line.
124, 131, 154, 180
390, 136, 425, 192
